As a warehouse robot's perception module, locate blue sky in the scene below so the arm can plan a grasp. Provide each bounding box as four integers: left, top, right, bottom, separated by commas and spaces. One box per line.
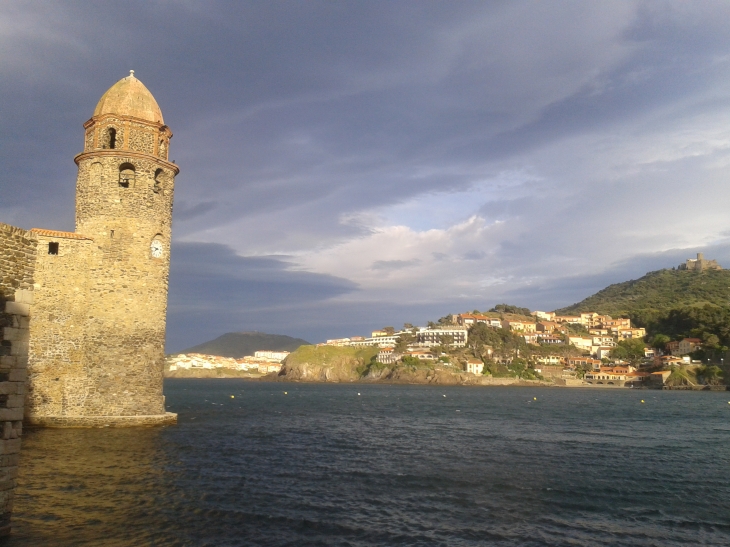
3, 1, 730, 351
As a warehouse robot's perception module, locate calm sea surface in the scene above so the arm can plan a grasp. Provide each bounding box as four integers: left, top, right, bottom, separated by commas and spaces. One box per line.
7, 380, 730, 546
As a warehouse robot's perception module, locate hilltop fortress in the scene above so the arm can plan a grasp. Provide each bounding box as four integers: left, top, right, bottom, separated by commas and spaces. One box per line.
0, 72, 177, 428
678, 252, 722, 272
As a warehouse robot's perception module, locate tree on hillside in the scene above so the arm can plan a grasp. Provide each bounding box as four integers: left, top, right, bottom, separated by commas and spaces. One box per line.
695, 364, 724, 385
490, 304, 531, 316
382, 326, 395, 335
401, 355, 423, 368
610, 339, 646, 365
394, 331, 415, 352
508, 358, 527, 378
649, 334, 671, 351
439, 334, 454, 350
565, 323, 590, 336
468, 323, 528, 359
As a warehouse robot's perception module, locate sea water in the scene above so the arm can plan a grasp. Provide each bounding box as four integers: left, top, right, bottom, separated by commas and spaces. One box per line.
8, 380, 730, 546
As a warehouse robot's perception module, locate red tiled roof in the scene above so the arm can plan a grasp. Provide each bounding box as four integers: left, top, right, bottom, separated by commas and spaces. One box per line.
30, 228, 93, 241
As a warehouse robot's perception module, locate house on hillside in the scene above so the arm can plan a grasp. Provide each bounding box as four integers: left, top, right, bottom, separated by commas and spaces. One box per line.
537, 334, 563, 345
678, 338, 702, 355
536, 321, 559, 333
555, 315, 582, 325
568, 336, 593, 351
502, 319, 536, 332
532, 311, 556, 321
617, 327, 646, 340
466, 359, 484, 375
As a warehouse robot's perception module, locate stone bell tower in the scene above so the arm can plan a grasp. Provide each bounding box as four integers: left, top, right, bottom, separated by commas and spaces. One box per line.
25, 71, 178, 426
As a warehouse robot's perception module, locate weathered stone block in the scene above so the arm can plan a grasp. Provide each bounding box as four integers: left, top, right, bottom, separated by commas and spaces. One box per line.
0, 439, 21, 456
1, 328, 24, 342
0, 410, 22, 423
13, 290, 33, 304
5, 395, 23, 409
3, 302, 28, 317
7, 370, 26, 383
0, 384, 19, 396
8, 344, 26, 358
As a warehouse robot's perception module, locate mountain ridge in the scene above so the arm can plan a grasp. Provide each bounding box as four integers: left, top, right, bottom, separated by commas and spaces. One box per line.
179, 331, 310, 358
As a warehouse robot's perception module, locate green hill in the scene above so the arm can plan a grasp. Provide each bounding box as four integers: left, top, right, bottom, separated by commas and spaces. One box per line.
180, 332, 310, 358
556, 269, 730, 317
556, 268, 730, 354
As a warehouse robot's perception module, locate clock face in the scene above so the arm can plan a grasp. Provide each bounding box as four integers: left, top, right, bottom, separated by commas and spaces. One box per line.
150, 239, 164, 258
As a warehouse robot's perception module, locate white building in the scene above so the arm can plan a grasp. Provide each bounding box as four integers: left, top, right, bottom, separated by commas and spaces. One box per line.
254, 350, 290, 361
568, 336, 593, 351
466, 359, 484, 375
415, 326, 468, 347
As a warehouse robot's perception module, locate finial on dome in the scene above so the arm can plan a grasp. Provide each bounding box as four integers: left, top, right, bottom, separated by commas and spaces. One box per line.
129, 70, 135, 78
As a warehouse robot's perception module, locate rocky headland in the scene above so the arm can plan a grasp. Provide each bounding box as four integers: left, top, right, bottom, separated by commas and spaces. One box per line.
277, 345, 549, 386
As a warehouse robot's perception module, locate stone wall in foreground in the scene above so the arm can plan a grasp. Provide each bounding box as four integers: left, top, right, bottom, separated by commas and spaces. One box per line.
0, 223, 37, 536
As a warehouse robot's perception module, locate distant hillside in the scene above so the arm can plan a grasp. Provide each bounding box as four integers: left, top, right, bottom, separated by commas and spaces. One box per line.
556, 269, 730, 317
179, 332, 310, 358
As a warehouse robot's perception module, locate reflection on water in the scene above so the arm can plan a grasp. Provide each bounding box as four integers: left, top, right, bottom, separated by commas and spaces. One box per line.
7, 381, 730, 546
10, 427, 181, 545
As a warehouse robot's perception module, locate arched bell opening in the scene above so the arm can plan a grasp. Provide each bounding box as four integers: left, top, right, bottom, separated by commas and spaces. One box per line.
118, 163, 135, 188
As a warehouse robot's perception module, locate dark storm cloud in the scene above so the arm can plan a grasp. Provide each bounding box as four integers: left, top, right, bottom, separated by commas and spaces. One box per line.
166, 241, 356, 350
175, 201, 217, 221
4, 1, 730, 343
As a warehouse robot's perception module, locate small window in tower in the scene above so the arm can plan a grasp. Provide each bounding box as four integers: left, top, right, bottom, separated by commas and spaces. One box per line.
153, 168, 163, 193
48, 242, 59, 255
102, 127, 117, 149
110, 230, 115, 238
119, 163, 135, 188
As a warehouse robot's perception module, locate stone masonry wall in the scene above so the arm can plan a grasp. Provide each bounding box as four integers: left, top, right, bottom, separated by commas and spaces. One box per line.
0, 223, 37, 536
26, 235, 92, 419
73, 152, 175, 417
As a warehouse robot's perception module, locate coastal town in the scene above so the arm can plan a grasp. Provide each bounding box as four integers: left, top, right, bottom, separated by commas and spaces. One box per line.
311, 305, 721, 388
167, 306, 721, 389
167, 350, 288, 375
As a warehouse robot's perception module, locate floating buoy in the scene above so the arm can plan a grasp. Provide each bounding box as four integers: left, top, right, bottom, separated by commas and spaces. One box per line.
443, 395, 446, 397
533, 397, 537, 401
641, 400, 645, 403
284, 391, 288, 395
357, 393, 361, 396
230, 395, 235, 399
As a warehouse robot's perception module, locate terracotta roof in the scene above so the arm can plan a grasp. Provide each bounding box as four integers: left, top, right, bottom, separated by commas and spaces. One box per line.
30, 229, 92, 241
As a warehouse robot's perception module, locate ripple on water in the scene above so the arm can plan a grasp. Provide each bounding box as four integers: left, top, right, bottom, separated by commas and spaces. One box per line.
7, 381, 730, 546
